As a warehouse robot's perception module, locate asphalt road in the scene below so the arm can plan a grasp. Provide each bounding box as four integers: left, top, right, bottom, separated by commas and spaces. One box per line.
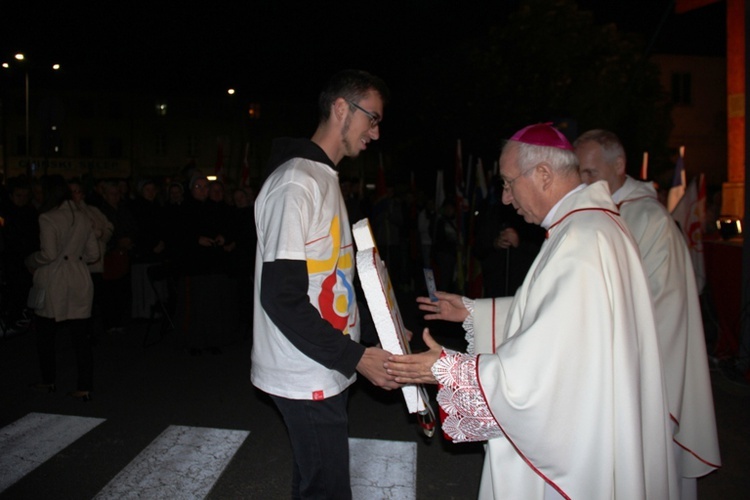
1, 296, 748, 499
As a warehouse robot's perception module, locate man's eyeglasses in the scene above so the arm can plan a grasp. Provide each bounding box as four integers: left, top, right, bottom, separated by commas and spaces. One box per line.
346, 100, 381, 129
502, 164, 537, 192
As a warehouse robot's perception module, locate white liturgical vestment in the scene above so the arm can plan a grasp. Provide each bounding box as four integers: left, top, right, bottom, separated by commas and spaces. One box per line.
437, 182, 679, 499
614, 176, 721, 478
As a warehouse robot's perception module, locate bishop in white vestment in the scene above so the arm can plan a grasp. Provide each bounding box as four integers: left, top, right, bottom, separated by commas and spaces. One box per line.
387, 123, 679, 499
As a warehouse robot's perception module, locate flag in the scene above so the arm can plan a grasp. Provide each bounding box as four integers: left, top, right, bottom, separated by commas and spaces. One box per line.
409, 170, 418, 261
214, 139, 226, 183
475, 158, 488, 202
433, 169, 445, 255
434, 169, 445, 220
671, 174, 706, 293
454, 140, 468, 220
454, 139, 467, 293
466, 158, 487, 298
240, 142, 250, 187
667, 150, 686, 212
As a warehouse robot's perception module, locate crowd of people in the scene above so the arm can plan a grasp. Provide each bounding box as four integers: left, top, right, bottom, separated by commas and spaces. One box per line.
0, 171, 260, 396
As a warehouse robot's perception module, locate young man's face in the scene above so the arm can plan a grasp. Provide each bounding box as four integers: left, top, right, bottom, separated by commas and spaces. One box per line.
341, 91, 383, 159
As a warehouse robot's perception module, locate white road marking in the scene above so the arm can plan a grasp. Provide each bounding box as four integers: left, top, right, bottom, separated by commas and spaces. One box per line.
0, 415, 418, 499
93, 425, 249, 499
0, 412, 106, 493
350, 437, 417, 500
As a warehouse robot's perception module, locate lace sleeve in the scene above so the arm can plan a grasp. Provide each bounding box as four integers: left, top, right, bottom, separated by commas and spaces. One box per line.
462, 297, 476, 355
431, 350, 503, 443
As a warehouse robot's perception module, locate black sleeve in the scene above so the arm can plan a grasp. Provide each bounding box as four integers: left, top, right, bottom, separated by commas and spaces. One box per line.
353, 274, 379, 346
260, 259, 366, 377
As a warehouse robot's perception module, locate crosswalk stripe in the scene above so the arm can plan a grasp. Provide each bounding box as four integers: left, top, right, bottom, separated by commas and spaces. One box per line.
93, 425, 250, 499
0, 412, 106, 493
0, 415, 417, 498
350, 437, 417, 500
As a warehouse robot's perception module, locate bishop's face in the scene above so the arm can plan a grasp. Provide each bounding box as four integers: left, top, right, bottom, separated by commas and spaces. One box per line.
341, 91, 383, 159
500, 146, 545, 226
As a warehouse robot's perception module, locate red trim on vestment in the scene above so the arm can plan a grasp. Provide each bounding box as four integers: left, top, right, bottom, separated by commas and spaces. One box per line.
491, 299, 497, 353
545, 207, 620, 239
670, 410, 721, 469
673, 438, 722, 470
475, 356, 571, 499
616, 194, 656, 210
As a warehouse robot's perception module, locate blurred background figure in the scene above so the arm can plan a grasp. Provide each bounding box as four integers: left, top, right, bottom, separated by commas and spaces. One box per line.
230, 187, 257, 340
173, 174, 238, 355
0, 176, 39, 335
97, 179, 138, 333
130, 179, 168, 320
432, 199, 458, 292
417, 198, 436, 269
25, 175, 99, 401
473, 176, 545, 297
68, 178, 113, 345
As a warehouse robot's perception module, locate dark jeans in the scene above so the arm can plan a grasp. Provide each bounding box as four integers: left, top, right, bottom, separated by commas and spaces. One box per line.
270, 391, 351, 500
35, 316, 93, 391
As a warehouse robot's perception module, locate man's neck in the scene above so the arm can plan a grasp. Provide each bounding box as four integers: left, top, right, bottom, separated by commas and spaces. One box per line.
311, 125, 342, 166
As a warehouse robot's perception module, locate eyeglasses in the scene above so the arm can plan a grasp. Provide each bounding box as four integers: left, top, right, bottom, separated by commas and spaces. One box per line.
346, 100, 381, 128
502, 164, 537, 192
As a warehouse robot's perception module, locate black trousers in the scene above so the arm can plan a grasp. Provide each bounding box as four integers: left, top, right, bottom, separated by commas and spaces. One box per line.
35, 316, 93, 391
270, 391, 351, 500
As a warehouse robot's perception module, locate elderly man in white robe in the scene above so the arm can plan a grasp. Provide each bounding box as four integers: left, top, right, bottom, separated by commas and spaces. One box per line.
386, 123, 679, 499
574, 129, 721, 499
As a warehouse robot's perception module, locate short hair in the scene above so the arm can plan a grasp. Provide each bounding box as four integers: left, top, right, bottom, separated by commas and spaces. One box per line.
7, 176, 30, 193
136, 178, 156, 195
573, 129, 626, 166
317, 69, 390, 122
189, 174, 208, 190
504, 140, 579, 177
39, 175, 71, 212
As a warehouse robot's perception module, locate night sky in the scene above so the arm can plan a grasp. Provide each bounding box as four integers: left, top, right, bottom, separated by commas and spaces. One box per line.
1, 0, 728, 186
2, 0, 726, 99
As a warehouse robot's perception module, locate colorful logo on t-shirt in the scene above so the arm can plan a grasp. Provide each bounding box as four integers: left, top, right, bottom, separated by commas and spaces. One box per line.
307, 215, 354, 334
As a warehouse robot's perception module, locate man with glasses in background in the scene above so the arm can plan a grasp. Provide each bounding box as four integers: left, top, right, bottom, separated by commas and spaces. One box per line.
252, 69, 400, 499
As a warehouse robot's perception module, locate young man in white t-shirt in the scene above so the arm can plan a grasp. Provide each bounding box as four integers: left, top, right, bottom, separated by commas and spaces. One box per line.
252, 69, 400, 500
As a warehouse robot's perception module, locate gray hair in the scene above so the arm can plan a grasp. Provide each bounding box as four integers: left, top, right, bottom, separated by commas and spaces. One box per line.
503, 140, 579, 176
573, 129, 626, 166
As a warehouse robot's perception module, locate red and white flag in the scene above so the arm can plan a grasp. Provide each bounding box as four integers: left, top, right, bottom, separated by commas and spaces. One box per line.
667, 149, 686, 212
240, 142, 250, 187
671, 173, 706, 293
215, 139, 226, 183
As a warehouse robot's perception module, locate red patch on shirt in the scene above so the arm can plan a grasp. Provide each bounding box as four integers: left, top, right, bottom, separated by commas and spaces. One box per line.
312, 390, 325, 400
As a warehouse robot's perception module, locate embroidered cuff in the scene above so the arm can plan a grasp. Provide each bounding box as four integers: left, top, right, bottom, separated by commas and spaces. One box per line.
462, 297, 475, 355
432, 350, 503, 443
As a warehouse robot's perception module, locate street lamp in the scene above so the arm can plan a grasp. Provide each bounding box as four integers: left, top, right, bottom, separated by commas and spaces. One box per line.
2, 53, 61, 178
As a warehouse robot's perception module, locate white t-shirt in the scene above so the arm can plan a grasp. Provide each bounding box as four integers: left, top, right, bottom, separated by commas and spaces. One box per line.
251, 156, 360, 400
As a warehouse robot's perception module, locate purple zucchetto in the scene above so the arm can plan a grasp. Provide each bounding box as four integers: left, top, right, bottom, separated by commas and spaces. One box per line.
509, 122, 574, 151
